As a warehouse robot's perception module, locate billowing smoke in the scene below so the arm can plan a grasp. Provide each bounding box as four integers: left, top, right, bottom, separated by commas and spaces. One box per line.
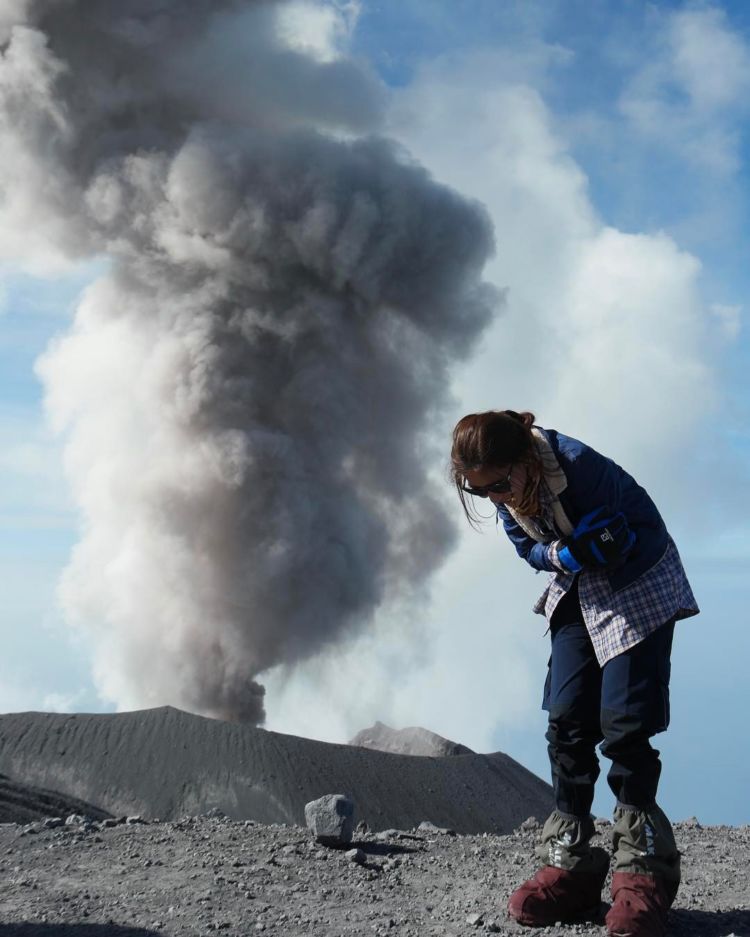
1, 0, 496, 722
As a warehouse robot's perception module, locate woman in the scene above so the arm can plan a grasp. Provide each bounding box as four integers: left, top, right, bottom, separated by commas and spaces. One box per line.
451, 410, 698, 937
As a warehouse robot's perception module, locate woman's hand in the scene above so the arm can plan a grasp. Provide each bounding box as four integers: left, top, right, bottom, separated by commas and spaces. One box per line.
562, 507, 636, 570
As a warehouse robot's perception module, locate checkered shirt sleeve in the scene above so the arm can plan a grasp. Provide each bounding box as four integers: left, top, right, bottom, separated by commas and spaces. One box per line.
547, 540, 570, 573
533, 537, 699, 665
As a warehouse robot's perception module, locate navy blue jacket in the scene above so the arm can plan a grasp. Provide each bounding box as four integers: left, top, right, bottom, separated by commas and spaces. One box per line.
496, 429, 669, 593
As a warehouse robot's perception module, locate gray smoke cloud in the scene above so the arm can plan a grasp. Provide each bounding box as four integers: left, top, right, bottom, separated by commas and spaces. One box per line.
1, 0, 497, 722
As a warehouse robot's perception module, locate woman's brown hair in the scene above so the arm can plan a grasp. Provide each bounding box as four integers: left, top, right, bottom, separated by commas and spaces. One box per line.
451, 410, 543, 526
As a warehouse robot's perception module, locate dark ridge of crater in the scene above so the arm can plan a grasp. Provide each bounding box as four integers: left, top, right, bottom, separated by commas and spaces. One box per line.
0, 773, 111, 824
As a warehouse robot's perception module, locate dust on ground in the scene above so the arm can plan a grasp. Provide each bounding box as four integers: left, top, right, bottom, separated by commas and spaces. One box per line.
0, 816, 747, 937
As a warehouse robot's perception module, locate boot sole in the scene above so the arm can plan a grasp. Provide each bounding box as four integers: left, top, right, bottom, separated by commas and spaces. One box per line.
510, 902, 603, 927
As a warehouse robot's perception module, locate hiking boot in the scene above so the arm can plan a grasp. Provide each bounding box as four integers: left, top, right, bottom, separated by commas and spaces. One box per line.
606, 872, 679, 937
508, 857, 608, 927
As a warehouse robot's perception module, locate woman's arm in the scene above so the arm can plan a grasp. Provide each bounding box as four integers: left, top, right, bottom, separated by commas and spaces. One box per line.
497, 507, 560, 572
497, 437, 626, 573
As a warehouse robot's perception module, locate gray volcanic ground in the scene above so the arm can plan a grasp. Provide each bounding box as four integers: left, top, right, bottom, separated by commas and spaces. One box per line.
0, 775, 110, 826
348, 722, 475, 757
0, 709, 748, 935
0, 814, 748, 936
0, 708, 551, 833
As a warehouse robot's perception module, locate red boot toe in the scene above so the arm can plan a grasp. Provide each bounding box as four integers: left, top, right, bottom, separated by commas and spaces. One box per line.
606, 872, 679, 937
508, 863, 606, 927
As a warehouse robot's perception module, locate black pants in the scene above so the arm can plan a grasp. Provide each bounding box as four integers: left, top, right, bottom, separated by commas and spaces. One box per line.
542, 579, 675, 817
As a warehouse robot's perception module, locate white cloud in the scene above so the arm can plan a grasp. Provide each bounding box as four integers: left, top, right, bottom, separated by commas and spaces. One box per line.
0, 675, 91, 715
275, 0, 361, 62
710, 302, 742, 341
552, 226, 716, 462
0, 260, 108, 318
0, 676, 61, 714
670, 6, 750, 112
41, 690, 85, 712
0, 406, 74, 528
619, 5, 750, 173
384, 54, 728, 473
264, 529, 546, 752
265, 47, 737, 750
0, 679, 38, 713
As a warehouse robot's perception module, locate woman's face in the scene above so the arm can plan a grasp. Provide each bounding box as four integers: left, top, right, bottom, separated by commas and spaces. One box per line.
462, 464, 527, 506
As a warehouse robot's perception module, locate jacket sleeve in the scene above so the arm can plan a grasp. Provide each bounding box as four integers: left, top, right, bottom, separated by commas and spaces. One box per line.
496, 507, 559, 572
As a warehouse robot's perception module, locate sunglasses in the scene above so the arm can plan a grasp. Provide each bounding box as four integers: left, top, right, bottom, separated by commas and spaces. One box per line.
461, 468, 513, 497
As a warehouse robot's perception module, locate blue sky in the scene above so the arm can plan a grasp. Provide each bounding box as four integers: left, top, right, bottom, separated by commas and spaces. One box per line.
1, 0, 749, 825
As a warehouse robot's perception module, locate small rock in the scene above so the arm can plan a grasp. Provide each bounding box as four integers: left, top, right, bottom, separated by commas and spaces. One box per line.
304, 794, 355, 847
356, 820, 369, 835
417, 821, 456, 836
375, 828, 420, 842
466, 912, 484, 926
65, 814, 84, 826
204, 807, 227, 820
43, 818, 64, 830
520, 817, 540, 832
126, 815, 147, 825
346, 848, 366, 865
100, 819, 119, 829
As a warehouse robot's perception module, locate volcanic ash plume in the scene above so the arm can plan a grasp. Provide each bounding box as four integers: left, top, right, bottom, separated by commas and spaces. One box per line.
1, 1, 496, 722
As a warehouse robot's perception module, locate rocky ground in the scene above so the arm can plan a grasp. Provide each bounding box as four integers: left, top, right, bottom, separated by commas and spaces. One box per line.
0, 814, 747, 937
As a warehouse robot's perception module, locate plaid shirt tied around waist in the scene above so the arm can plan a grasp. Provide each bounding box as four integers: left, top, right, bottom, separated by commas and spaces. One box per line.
535, 537, 699, 666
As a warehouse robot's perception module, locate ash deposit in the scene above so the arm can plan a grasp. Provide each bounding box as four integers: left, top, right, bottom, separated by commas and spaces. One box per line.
0, 707, 551, 833
0, 774, 110, 826
0, 711, 747, 935
0, 814, 747, 936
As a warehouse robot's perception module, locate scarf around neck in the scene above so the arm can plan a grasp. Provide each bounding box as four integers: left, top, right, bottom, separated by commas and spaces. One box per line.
504, 427, 575, 542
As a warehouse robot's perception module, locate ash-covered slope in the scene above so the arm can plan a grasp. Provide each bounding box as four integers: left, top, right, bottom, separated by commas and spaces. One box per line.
349, 721, 474, 756
0, 707, 552, 833
0, 773, 111, 824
